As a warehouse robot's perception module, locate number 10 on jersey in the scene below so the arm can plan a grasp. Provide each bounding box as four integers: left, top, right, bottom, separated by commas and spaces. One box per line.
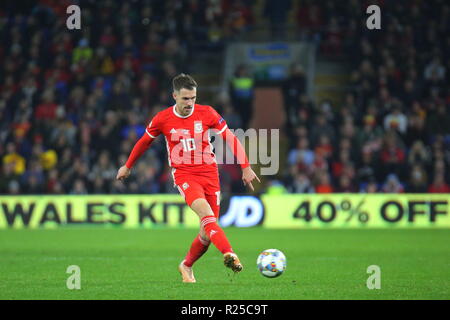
180, 138, 196, 151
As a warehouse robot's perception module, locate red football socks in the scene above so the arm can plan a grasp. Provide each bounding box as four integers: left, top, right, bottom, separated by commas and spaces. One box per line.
183, 234, 210, 267
200, 216, 233, 254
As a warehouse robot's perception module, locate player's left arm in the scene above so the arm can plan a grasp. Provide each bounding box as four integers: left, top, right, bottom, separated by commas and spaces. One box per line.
209, 106, 260, 191
220, 127, 260, 191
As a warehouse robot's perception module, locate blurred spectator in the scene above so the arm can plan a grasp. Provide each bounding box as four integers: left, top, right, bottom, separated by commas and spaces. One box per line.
428, 175, 450, 193
356, 150, 378, 186
221, 103, 243, 130
405, 114, 428, 146
379, 132, 406, 178
383, 106, 408, 135
407, 140, 431, 167
314, 171, 333, 193
296, 2, 323, 40
360, 179, 380, 193
336, 175, 356, 193
283, 63, 307, 121
381, 174, 405, 193
264, 0, 291, 39
426, 104, 450, 136
34, 90, 58, 121
331, 149, 351, 180
229, 64, 254, 129
424, 56, 446, 81
407, 164, 428, 193
72, 38, 93, 65
8, 180, 21, 195
3, 142, 26, 175
289, 172, 315, 194
225, 0, 254, 36
88, 151, 116, 183
321, 16, 343, 56
288, 137, 315, 175
70, 179, 88, 195
310, 113, 335, 147
91, 47, 115, 76
355, 114, 383, 154
314, 135, 333, 160
0, 162, 20, 193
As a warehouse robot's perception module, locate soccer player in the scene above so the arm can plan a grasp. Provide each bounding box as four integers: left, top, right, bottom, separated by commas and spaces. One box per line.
116, 73, 260, 283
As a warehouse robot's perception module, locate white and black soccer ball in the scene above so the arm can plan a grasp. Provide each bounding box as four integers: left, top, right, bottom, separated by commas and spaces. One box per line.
256, 249, 287, 278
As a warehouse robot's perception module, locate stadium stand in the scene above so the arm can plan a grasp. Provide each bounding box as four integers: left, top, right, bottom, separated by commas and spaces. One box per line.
0, 0, 449, 195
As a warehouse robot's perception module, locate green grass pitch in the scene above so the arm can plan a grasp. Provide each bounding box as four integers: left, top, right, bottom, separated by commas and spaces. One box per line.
0, 228, 449, 300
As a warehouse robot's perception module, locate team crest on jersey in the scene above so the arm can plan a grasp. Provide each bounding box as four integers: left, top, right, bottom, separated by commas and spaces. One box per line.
182, 182, 189, 190
194, 121, 203, 133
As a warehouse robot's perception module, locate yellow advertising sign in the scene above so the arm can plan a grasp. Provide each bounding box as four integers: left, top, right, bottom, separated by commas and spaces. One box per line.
0, 195, 199, 229
261, 194, 450, 228
0, 194, 449, 229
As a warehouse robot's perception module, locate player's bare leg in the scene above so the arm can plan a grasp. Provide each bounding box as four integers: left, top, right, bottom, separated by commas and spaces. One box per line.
191, 198, 243, 273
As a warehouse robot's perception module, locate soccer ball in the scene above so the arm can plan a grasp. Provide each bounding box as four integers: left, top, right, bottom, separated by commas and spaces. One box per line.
256, 249, 287, 278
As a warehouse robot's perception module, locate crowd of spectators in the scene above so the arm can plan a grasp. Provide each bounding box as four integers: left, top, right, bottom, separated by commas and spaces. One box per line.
282, 0, 450, 193
0, 0, 255, 195
0, 0, 449, 196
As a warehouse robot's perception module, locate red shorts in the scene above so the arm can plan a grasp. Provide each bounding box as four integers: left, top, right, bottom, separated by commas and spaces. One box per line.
173, 170, 221, 218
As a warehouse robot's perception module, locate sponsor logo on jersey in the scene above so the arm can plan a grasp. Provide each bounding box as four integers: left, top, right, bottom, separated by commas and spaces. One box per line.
181, 129, 190, 134
170, 128, 177, 134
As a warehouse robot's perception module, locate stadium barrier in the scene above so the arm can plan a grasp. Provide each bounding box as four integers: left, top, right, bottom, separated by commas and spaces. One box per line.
0, 194, 449, 229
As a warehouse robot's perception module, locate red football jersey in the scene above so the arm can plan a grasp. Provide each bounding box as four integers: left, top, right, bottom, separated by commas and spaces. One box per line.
145, 104, 227, 174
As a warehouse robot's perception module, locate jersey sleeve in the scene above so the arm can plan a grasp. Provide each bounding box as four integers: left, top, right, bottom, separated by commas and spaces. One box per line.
145, 112, 162, 138
125, 133, 154, 169
220, 127, 250, 169
207, 106, 228, 134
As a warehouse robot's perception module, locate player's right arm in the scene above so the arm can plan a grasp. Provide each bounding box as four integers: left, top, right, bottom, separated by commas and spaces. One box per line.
116, 114, 162, 181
